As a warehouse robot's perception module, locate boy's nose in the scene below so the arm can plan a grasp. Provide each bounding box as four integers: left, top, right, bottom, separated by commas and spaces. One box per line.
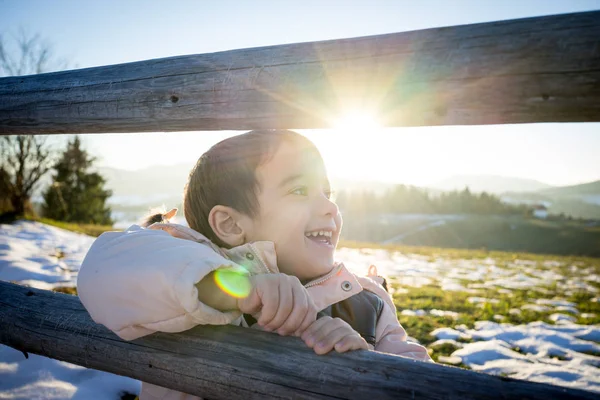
318, 193, 339, 217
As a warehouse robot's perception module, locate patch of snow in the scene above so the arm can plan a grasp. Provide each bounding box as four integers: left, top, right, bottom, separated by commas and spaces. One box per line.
555, 305, 579, 314
443, 320, 600, 392
536, 299, 576, 308
0, 345, 140, 400
452, 339, 529, 366
429, 339, 464, 349
0, 221, 95, 290
437, 355, 462, 365
401, 309, 427, 317
430, 309, 459, 319
522, 304, 551, 312
543, 261, 563, 267
430, 328, 470, 341
0, 221, 140, 400
468, 297, 500, 304
549, 313, 577, 323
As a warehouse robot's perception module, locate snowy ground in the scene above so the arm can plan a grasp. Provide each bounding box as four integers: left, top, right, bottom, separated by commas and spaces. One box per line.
0, 221, 141, 399
1, 221, 598, 398
339, 247, 600, 394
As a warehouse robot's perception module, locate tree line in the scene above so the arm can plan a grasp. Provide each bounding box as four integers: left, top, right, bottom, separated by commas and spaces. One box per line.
335, 185, 531, 217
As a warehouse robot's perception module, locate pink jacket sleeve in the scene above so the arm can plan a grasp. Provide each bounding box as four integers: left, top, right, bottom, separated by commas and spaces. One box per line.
77, 225, 242, 340
374, 302, 432, 361
356, 273, 432, 362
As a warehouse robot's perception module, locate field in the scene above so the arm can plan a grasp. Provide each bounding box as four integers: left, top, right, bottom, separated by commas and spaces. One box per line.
0, 220, 598, 396
337, 243, 600, 391
340, 214, 600, 257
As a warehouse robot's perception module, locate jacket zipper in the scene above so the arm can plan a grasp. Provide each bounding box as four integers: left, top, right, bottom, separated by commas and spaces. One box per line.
304, 264, 342, 288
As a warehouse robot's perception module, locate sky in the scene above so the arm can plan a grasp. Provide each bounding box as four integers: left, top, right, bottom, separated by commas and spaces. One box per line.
1, 0, 600, 187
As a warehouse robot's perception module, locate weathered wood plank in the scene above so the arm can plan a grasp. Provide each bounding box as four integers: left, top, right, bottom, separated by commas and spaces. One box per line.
0, 281, 596, 399
1, 11, 599, 134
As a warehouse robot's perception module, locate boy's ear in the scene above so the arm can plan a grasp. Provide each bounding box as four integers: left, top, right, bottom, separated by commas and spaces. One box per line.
208, 205, 246, 247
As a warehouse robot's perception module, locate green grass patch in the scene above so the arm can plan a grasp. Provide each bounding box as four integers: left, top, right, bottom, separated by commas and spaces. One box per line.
25, 217, 116, 237
53, 286, 78, 296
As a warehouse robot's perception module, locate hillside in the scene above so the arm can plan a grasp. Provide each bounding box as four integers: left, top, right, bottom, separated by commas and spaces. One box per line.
539, 180, 600, 196
340, 214, 600, 257
430, 175, 553, 194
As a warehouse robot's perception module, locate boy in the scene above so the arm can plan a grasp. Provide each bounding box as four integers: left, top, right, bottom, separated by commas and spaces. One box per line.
78, 129, 430, 400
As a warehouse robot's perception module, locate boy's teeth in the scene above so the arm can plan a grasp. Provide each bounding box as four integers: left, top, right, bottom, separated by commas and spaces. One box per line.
305, 231, 333, 237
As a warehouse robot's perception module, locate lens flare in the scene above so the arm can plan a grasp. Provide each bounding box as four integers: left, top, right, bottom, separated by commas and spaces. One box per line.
214, 267, 251, 298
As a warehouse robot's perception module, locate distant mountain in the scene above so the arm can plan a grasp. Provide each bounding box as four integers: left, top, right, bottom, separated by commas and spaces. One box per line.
99, 163, 193, 199
501, 179, 600, 219
330, 178, 393, 194
430, 175, 553, 194
538, 180, 600, 196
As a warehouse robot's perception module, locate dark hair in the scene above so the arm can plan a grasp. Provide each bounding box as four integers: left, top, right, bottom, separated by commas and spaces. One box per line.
141, 207, 178, 227
183, 129, 319, 248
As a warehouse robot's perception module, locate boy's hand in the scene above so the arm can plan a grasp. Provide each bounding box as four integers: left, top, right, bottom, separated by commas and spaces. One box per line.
237, 273, 317, 336
301, 316, 369, 355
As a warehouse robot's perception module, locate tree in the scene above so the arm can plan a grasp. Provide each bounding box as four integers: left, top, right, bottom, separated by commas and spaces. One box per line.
0, 31, 67, 218
0, 30, 67, 76
42, 136, 113, 225
0, 136, 53, 216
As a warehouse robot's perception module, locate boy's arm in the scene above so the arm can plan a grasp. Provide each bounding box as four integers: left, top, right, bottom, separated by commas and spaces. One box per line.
195, 270, 238, 311
374, 302, 433, 361
78, 225, 317, 340
77, 225, 244, 340
356, 275, 433, 361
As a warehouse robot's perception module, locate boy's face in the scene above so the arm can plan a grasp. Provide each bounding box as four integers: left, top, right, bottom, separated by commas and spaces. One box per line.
243, 140, 342, 282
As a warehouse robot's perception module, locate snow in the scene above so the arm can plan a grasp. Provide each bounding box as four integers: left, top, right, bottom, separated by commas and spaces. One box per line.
549, 313, 577, 323
337, 247, 599, 394
2, 221, 599, 397
430, 328, 470, 341
433, 321, 600, 392
0, 221, 140, 399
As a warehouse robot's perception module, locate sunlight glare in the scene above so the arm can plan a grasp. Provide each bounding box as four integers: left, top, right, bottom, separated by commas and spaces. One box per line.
331, 111, 382, 133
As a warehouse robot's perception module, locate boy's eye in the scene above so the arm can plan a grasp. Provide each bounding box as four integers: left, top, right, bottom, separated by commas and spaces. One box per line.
291, 186, 308, 196
325, 190, 335, 200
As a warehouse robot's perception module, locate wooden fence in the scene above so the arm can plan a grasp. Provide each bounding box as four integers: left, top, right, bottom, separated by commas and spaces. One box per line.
1, 11, 599, 134
1, 281, 597, 399
1, 10, 599, 399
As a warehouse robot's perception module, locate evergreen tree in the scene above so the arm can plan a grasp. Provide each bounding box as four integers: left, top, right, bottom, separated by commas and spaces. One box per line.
42, 136, 113, 225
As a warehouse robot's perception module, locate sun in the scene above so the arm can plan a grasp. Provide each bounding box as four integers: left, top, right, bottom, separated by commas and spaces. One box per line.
331, 111, 382, 133
299, 110, 386, 184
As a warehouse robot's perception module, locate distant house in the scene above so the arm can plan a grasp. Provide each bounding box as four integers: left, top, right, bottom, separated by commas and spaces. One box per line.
532, 204, 548, 219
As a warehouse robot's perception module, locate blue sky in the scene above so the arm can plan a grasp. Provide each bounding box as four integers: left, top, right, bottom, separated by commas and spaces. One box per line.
1, 0, 600, 186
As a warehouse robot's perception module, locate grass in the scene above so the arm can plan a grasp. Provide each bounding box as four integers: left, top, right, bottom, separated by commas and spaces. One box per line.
340, 214, 600, 257
25, 216, 116, 237
19, 218, 598, 367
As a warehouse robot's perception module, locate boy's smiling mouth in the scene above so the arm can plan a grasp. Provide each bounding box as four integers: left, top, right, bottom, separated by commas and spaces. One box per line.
305, 229, 334, 246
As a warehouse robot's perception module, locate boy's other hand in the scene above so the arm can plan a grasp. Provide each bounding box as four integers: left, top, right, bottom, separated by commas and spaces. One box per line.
237, 274, 317, 336
301, 316, 369, 355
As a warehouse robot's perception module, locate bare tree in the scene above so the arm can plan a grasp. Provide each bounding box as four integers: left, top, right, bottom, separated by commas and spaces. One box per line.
0, 30, 67, 76
0, 31, 67, 218
0, 136, 53, 216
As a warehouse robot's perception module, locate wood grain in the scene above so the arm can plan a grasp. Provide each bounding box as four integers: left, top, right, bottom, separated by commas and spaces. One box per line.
1, 11, 599, 134
0, 281, 596, 399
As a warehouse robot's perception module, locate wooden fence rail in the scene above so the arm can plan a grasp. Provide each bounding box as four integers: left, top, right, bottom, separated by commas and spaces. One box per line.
1, 11, 599, 135
0, 281, 596, 399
